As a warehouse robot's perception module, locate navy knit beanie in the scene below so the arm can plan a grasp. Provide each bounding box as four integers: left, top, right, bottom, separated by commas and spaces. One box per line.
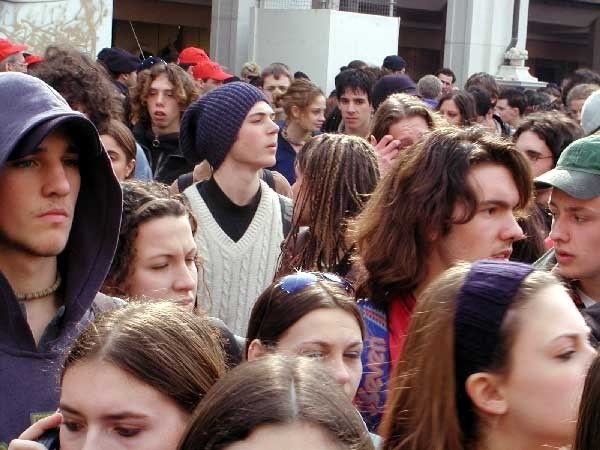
180, 81, 268, 169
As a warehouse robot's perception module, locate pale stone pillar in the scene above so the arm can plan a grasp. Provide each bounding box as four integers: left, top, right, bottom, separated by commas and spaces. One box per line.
443, 0, 514, 87
210, 0, 256, 75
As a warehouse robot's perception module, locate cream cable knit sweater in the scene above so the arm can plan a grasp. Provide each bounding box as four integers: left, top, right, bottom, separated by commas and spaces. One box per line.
184, 180, 284, 335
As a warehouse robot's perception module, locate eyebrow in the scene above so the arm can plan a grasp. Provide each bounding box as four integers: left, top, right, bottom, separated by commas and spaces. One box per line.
301, 340, 363, 348
60, 404, 149, 420
247, 111, 273, 119
478, 199, 515, 209
549, 202, 600, 214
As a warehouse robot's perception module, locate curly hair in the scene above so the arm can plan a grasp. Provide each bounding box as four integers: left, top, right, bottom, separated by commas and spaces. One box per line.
29, 45, 124, 128
130, 62, 199, 126
102, 180, 199, 297
370, 93, 446, 142
278, 134, 379, 277
354, 127, 533, 303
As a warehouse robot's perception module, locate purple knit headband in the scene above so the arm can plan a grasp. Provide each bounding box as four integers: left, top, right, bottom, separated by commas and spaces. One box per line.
453, 259, 534, 440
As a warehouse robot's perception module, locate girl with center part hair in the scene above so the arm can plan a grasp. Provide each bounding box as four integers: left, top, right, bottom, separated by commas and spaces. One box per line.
8, 302, 226, 450
435, 90, 477, 127
381, 260, 595, 450
278, 134, 379, 278
245, 271, 381, 446
369, 93, 446, 175
272, 78, 326, 184
178, 355, 374, 450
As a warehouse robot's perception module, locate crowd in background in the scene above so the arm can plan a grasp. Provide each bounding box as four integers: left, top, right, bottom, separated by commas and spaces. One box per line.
2, 34, 600, 450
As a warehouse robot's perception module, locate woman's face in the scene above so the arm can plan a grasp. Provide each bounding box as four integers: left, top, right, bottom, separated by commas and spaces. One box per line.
126, 215, 198, 311
494, 284, 595, 447
439, 99, 463, 126
100, 134, 135, 181
225, 422, 343, 450
388, 115, 430, 149
276, 308, 363, 398
295, 95, 326, 132
59, 360, 189, 450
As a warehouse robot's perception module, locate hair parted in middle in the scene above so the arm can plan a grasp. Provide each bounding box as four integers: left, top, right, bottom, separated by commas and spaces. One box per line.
380, 262, 560, 450
62, 301, 226, 413
279, 78, 324, 118
131, 62, 199, 126
370, 93, 446, 142
102, 180, 199, 298
436, 90, 478, 127
354, 127, 533, 303
178, 355, 375, 450
245, 273, 365, 356
278, 133, 379, 277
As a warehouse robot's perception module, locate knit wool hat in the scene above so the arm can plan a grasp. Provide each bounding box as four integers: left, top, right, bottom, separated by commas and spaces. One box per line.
372, 74, 417, 109
581, 89, 600, 136
180, 81, 268, 169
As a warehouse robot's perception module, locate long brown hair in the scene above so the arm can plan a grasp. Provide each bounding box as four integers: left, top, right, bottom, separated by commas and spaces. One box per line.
381, 263, 559, 450
179, 355, 374, 450
370, 93, 446, 142
574, 356, 600, 450
280, 78, 324, 118
278, 134, 379, 276
62, 302, 226, 413
354, 127, 532, 303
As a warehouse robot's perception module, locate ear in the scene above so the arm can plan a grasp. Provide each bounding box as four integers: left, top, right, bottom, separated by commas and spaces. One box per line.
125, 158, 136, 179
247, 339, 268, 361
465, 372, 508, 417
290, 105, 301, 119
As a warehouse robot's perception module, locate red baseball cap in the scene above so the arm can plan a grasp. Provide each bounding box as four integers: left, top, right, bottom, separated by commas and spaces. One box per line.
24, 53, 44, 65
0, 38, 27, 61
178, 47, 209, 66
192, 60, 232, 81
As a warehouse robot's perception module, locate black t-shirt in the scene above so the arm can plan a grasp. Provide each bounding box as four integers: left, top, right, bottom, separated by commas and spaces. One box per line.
198, 177, 261, 242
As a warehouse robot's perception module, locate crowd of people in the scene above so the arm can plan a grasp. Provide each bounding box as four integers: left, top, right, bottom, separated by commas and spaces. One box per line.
1, 34, 600, 450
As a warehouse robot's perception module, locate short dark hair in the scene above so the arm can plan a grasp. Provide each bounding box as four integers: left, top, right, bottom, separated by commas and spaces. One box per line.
499, 87, 526, 115
435, 67, 456, 83
466, 87, 492, 116
179, 355, 374, 450
464, 72, 500, 100
335, 69, 374, 104
513, 111, 583, 165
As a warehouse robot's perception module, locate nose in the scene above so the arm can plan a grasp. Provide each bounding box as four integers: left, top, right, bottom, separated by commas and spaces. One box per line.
502, 213, 524, 242
173, 261, 197, 293
268, 117, 280, 134
549, 215, 568, 243
41, 162, 73, 198
156, 91, 165, 105
79, 428, 107, 450
328, 356, 351, 389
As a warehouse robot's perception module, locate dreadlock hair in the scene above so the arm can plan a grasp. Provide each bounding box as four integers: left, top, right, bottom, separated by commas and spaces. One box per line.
278, 134, 379, 277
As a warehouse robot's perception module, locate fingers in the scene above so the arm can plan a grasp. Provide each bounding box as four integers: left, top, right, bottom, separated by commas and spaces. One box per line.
18, 413, 62, 441
8, 440, 47, 450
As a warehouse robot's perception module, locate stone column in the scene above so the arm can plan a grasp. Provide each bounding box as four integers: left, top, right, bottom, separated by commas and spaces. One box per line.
210, 0, 256, 75
443, 0, 514, 87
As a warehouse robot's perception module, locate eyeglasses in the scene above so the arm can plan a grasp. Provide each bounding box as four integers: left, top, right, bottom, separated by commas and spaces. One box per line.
137, 56, 167, 73
276, 271, 354, 294
524, 150, 554, 163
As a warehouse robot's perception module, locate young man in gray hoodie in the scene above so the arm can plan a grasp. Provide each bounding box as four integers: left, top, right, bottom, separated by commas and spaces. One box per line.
0, 73, 122, 445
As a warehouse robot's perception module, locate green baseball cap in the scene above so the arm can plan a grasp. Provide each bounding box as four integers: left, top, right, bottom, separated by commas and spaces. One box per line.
535, 134, 600, 200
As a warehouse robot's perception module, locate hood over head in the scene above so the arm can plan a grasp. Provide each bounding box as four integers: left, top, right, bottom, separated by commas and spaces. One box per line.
0, 72, 122, 349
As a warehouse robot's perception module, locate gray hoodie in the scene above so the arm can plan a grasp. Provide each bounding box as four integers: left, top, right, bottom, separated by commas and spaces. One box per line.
0, 73, 122, 444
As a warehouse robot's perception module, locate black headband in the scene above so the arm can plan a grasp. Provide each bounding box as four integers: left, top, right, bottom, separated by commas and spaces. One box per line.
454, 259, 534, 439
